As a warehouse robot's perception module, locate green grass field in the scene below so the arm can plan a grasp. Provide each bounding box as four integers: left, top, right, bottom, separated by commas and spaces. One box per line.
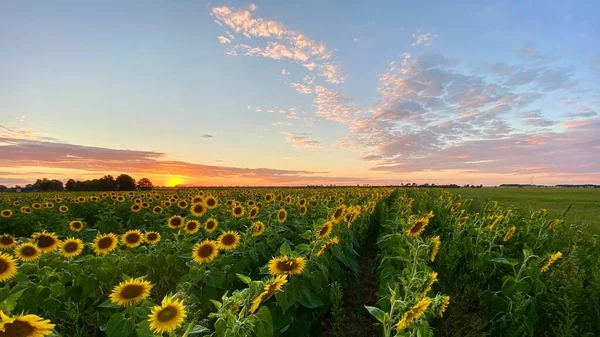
455, 187, 600, 232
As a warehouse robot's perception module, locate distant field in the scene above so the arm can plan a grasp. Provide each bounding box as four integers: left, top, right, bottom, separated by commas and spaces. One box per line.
456, 187, 600, 229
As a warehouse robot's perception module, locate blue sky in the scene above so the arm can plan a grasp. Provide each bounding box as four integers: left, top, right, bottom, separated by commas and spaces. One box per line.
1, 0, 599, 186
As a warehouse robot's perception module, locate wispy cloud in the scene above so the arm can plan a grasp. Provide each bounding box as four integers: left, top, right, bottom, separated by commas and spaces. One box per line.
290, 83, 312, 95
201, 134, 214, 138
281, 69, 290, 76
412, 32, 437, 47
217, 36, 232, 44
284, 132, 321, 148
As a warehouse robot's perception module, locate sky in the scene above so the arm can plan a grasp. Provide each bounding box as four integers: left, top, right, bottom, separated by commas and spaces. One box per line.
1, 0, 599, 187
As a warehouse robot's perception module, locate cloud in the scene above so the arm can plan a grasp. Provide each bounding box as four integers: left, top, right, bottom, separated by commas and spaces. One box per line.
201, 134, 214, 138
211, 5, 344, 83
412, 32, 437, 47
284, 132, 321, 148
516, 46, 554, 63
313, 86, 359, 122
290, 83, 312, 95
247, 3, 257, 11
217, 36, 232, 44
281, 69, 290, 75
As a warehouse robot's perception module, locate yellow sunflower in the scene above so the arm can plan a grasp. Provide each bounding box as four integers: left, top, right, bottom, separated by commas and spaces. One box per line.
268, 256, 306, 276
217, 231, 240, 251
121, 230, 144, 248
147, 296, 187, 334
438, 296, 450, 317
396, 298, 431, 331
177, 200, 188, 210
299, 206, 307, 216
0, 253, 18, 283
1, 210, 12, 218
190, 202, 207, 218
145, 232, 161, 245
231, 205, 245, 218
32, 203, 42, 210
131, 204, 142, 212
167, 215, 185, 229
58, 205, 69, 213
109, 279, 153, 306
276, 209, 287, 224
184, 220, 200, 234
31, 231, 59, 253
331, 205, 346, 224
0, 235, 17, 250
316, 222, 333, 239
251, 221, 266, 237
92, 233, 119, 255
152, 206, 163, 214
192, 240, 219, 264
14, 243, 42, 262
250, 275, 288, 313
315, 237, 339, 257
20, 207, 31, 214
503, 226, 516, 242
248, 207, 259, 219
0, 311, 55, 336
204, 218, 218, 233
204, 196, 219, 209
406, 216, 431, 238
69, 220, 85, 232
58, 238, 84, 259
421, 272, 438, 298
541, 252, 563, 273
430, 236, 440, 262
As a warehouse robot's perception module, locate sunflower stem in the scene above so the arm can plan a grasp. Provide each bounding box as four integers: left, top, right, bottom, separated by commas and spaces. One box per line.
180, 322, 194, 337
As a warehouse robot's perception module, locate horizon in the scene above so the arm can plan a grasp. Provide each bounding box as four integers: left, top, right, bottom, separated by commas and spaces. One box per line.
2, 1, 599, 186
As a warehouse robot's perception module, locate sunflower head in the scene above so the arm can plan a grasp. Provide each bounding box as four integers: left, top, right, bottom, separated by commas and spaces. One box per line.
204, 196, 219, 209
204, 218, 218, 233
248, 207, 259, 219
148, 296, 187, 334
316, 222, 333, 239
177, 200, 188, 209
276, 209, 287, 224
152, 206, 163, 214
14, 243, 42, 261
268, 256, 306, 276
250, 275, 288, 313
331, 205, 346, 223
145, 232, 161, 244
0, 235, 17, 250
131, 204, 142, 212
69, 220, 85, 232
121, 230, 144, 248
31, 231, 59, 253
0, 311, 55, 337
59, 205, 69, 213
20, 207, 31, 214
299, 206, 307, 216
167, 215, 185, 229
0, 253, 18, 282
59, 238, 84, 259
315, 237, 339, 257
217, 231, 241, 251
184, 220, 200, 234
231, 205, 245, 218
251, 221, 266, 237
93, 233, 119, 255
109, 278, 153, 306
190, 202, 207, 218
192, 240, 219, 264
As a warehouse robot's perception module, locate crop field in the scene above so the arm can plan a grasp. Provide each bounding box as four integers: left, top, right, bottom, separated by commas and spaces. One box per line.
0, 188, 598, 337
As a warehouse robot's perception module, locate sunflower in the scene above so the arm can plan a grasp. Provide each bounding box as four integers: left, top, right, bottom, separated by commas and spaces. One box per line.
541, 252, 562, 273
251, 221, 266, 237
14, 243, 42, 262
0, 210, 12, 218
204, 218, 218, 233
331, 205, 346, 224
217, 231, 240, 251
69, 220, 84, 232
250, 275, 288, 313
396, 298, 431, 331
421, 271, 438, 298
145, 232, 161, 245
92, 233, 119, 255
458, 217, 467, 227
0, 235, 17, 250
316, 222, 332, 239
231, 205, 245, 218
0, 253, 18, 283
167, 215, 185, 229
315, 237, 339, 257
184, 220, 200, 234
32, 203, 42, 209
192, 240, 219, 264
152, 206, 163, 214
141, 202, 149, 208
147, 297, 187, 334
31, 231, 59, 253
268, 256, 306, 276
177, 200, 188, 209
131, 204, 142, 212
548, 218, 560, 231
406, 216, 431, 239
276, 209, 287, 224
12, 201, 20, 206
299, 206, 307, 216
487, 215, 503, 230
430, 236, 440, 262
188, 203, 207, 218
503, 226, 516, 242
20, 207, 31, 214
58, 238, 84, 259
204, 196, 219, 209
438, 296, 450, 317
58, 205, 68, 213
0, 311, 55, 336
248, 207, 259, 219
109, 279, 153, 306
265, 193, 274, 202
122, 230, 144, 248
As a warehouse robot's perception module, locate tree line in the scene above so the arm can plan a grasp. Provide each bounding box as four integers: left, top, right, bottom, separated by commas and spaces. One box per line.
0, 175, 154, 192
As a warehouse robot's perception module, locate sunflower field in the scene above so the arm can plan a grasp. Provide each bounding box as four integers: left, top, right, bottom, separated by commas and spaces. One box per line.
0, 187, 598, 337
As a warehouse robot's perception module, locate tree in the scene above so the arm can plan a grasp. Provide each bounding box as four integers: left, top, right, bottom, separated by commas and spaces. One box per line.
116, 174, 136, 191
65, 179, 76, 191
137, 178, 154, 191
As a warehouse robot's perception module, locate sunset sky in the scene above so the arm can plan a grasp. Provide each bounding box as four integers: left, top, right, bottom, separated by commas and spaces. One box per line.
1, 0, 599, 187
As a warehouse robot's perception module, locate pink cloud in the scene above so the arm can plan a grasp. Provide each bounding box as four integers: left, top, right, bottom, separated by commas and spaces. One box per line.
284, 132, 321, 149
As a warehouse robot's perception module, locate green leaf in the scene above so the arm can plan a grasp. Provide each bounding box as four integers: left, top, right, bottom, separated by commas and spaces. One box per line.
188, 324, 210, 335
255, 306, 274, 337
0, 289, 25, 312
279, 242, 292, 255
364, 306, 386, 323
489, 258, 518, 267
236, 273, 252, 285
98, 298, 119, 308
298, 283, 324, 309
104, 313, 134, 337
501, 276, 517, 296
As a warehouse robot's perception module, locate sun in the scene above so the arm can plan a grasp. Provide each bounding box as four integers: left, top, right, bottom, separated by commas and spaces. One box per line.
165, 176, 185, 187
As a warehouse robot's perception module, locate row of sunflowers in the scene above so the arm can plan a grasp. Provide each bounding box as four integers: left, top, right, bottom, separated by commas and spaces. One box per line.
0, 187, 393, 336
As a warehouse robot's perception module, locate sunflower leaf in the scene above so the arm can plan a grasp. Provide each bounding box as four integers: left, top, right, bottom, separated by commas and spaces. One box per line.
236, 273, 252, 285
365, 306, 386, 323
